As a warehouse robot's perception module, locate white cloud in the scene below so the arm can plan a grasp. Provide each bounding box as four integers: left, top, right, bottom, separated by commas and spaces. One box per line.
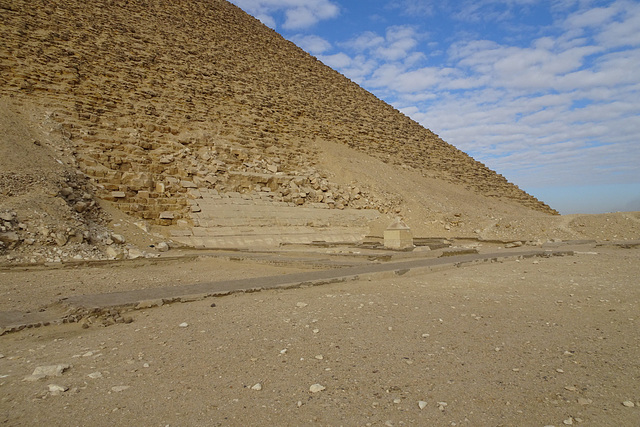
229, 0, 340, 30
291, 34, 332, 54
318, 52, 352, 68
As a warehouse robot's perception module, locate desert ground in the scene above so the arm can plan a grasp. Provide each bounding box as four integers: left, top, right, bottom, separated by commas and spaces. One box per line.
1, 240, 638, 427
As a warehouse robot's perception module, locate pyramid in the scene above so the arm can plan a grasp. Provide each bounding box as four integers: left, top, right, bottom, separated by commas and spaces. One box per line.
1, 0, 557, 251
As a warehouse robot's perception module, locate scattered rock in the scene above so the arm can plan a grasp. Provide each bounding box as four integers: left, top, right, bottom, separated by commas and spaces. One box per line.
622, 400, 635, 407
155, 242, 169, 252
111, 386, 130, 393
135, 299, 164, 309
111, 234, 126, 244
105, 246, 124, 260
296, 302, 308, 308
577, 397, 592, 405
418, 401, 427, 410
179, 322, 189, 328
251, 383, 262, 391
88, 372, 103, 379
24, 364, 71, 381
309, 384, 325, 393
48, 384, 69, 394
127, 248, 144, 259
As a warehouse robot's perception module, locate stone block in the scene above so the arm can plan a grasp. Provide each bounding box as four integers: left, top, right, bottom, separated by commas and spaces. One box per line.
180, 180, 197, 188
384, 218, 413, 249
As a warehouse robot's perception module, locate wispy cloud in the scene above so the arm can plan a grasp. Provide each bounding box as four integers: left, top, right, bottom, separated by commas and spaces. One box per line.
229, 0, 340, 29
313, 0, 640, 189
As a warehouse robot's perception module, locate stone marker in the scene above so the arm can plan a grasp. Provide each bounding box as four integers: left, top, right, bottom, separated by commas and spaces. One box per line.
384, 218, 413, 249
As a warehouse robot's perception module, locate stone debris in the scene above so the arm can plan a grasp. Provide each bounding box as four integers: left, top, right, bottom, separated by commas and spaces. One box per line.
48, 384, 69, 395
24, 364, 71, 381
179, 322, 189, 328
577, 397, 592, 405
156, 242, 170, 252
88, 372, 103, 379
437, 401, 448, 411
418, 401, 427, 410
296, 302, 308, 308
622, 400, 635, 407
309, 384, 326, 393
563, 417, 574, 425
111, 386, 131, 393
251, 383, 262, 391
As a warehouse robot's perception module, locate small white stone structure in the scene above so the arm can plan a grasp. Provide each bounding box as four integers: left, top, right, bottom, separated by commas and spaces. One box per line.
384, 218, 413, 249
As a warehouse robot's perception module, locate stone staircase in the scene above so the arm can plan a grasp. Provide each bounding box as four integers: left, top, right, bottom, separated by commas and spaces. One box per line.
170, 190, 380, 249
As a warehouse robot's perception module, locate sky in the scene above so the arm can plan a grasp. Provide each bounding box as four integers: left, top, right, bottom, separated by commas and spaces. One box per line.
228, 0, 640, 214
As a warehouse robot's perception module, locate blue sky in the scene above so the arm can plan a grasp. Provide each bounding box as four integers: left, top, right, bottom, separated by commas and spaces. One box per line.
229, 0, 640, 214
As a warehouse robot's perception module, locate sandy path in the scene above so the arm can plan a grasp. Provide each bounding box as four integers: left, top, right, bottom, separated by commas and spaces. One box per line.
1, 247, 639, 426
0, 256, 318, 312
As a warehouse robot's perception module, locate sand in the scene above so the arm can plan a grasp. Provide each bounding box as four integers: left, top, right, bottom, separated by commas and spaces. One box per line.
1, 243, 638, 426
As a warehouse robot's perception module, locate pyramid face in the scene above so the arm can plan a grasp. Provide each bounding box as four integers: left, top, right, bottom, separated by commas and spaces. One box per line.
0, 0, 557, 230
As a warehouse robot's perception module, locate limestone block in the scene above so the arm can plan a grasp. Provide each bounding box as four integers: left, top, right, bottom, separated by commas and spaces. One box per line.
180, 180, 197, 188
384, 218, 413, 249
187, 189, 202, 199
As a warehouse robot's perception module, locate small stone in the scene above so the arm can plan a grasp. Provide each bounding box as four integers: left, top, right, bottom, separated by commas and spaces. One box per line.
111, 234, 126, 244
105, 246, 124, 260
88, 372, 103, 379
577, 397, 592, 405
563, 417, 573, 425
111, 386, 130, 393
297, 400, 303, 407
438, 402, 448, 411
556, 368, 564, 373
418, 401, 427, 409
156, 242, 169, 252
315, 355, 324, 360
309, 384, 326, 393
179, 322, 189, 328
48, 384, 68, 393
564, 386, 577, 391
143, 363, 150, 368
393, 398, 401, 404
296, 302, 308, 308
127, 248, 144, 259
622, 400, 635, 407
24, 364, 70, 381
251, 383, 262, 391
